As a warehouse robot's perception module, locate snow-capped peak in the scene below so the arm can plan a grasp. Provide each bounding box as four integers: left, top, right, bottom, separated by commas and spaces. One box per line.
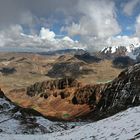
101, 44, 140, 59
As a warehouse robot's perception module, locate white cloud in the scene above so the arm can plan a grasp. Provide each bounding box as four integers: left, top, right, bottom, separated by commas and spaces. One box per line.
0, 25, 85, 51
62, 0, 121, 38
39, 27, 55, 41
123, 0, 140, 16
60, 0, 123, 51
62, 36, 74, 43
107, 36, 140, 47
0, 24, 139, 52
0, 25, 23, 47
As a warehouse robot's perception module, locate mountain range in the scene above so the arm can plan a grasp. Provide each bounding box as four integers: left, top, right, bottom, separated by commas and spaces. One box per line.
0, 46, 140, 139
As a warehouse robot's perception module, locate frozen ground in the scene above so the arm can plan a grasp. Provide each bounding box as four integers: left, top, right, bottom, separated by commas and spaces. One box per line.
1, 93, 140, 140
1, 106, 140, 140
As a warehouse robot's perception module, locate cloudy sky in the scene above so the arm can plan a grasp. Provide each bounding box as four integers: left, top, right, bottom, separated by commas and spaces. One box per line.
0, 0, 140, 52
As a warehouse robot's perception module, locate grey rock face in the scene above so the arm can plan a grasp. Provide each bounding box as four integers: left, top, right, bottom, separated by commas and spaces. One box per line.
90, 63, 140, 120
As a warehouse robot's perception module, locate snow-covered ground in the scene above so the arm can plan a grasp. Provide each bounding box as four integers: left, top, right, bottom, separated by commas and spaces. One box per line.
0, 97, 86, 134
1, 106, 140, 140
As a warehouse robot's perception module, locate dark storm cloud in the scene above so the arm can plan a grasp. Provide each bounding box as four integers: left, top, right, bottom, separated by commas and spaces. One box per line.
0, 0, 78, 28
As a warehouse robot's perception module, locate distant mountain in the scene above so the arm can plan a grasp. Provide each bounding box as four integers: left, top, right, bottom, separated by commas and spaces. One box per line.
100, 44, 140, 60
47, 55, 93, 78
36, 45, 140, 64
112, 56, 135, 69
38, 49, 86, 56
74, 52, 101, 63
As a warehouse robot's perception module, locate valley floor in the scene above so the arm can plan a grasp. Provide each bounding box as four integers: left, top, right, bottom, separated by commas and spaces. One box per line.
1, 106, 140, 140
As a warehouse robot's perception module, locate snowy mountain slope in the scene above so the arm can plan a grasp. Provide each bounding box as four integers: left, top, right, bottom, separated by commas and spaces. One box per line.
1, 106, 140, 140
0, 95, 86, 135
101, 44, 140, 60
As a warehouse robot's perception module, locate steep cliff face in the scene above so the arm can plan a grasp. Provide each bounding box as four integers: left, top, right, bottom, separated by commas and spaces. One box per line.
99, 63, 140, 109
86, 63, 140, 120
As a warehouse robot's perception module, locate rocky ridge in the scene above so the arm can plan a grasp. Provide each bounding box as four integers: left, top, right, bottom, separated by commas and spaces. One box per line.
88, 63, 140, 120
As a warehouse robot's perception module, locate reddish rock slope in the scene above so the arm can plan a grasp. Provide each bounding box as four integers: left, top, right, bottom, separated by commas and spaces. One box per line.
1, 63, 140, 121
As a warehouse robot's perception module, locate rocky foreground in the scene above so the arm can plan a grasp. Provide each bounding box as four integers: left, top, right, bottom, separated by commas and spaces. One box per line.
1, 63, 140, 121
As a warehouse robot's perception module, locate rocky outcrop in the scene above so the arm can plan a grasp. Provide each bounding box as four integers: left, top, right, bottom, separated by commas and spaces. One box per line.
72, 84, 104, 105
27, 77, 81, 98
26, 78, 104, 107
